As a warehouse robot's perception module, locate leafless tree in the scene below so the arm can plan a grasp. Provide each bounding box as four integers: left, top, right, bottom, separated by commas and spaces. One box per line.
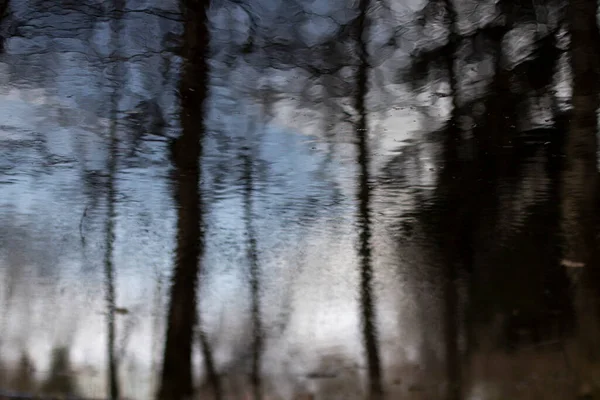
104, 1, 126, 399
353, 0, 383, 398
157, 0, 213, 399
241, 141, 263, 400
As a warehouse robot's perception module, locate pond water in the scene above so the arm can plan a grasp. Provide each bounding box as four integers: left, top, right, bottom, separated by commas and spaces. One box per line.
1, 0, 599, 399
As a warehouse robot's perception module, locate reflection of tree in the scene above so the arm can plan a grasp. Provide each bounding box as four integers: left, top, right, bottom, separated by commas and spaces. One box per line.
561, 0, 600, 397
41, 346, 78, 396
241, 142, 262, 400
461, 1, 566, 358
10, 352, 35, 393
435, 2, 463, 398
391, 0, 570, 398
104, 1, 125, 399
157, 0, 212, 399
402, 0, 468, 397
353, 0, 382, 399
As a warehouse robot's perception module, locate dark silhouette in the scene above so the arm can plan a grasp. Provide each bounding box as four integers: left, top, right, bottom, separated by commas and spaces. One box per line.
157, 0, 211, 399
0, 0, 8, 53
403, 0, 472, 396
41, 347, 78, 397
10, 353, 35, 393
435, 2, 464, 398
103, 1, 126, 399
402, 1, 565, 397
242, 144, 262, 400
354, 0, 383, 398
462, 0, 570, 357
562, 0, 600, 397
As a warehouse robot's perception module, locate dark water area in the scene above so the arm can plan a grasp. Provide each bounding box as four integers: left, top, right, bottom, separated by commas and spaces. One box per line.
1, 0, 600, 399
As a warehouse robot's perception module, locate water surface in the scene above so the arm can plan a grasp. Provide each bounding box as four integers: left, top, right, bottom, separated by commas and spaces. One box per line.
1, 0, 599, 399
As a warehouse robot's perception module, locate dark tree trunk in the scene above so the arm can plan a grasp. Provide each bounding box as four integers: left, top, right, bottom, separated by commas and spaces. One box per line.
157, 0, 211, 399
562, 0, 600, 397
105, 2, 124, 398
476, 0, 517, 176
438, 1, 465, 399
104, 116, 119, 400
354, 0, 382, 398
242, 147, 262, 400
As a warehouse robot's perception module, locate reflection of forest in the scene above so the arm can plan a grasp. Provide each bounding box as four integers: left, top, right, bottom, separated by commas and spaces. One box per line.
0, 347, 78, 398
0, 349, 579, 400
1, 0, 600, 399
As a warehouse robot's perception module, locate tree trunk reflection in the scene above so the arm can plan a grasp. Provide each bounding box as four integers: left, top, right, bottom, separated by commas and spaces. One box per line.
157, 0, 211, 399
562, 0, 600, 397
105, 1, 125, 398
354, 0, 382, 398
242, 145, 262, 400
438, 1, 465, 398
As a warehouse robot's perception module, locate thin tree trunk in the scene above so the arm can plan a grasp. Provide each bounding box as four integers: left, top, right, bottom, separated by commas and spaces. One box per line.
157, 0, 211, 399
354, 1, 382, 398
562, 0, 600, 397
477, 0, 516, 175
242, 146, 262, 400
439, 1, 463, 399
198, 328, 222, 400
151, 269, 165, 395
105, 2, 124, 398
104, 126, 119, 400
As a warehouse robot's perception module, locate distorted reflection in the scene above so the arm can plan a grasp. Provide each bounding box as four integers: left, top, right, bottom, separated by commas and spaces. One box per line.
1, 0, 600, 399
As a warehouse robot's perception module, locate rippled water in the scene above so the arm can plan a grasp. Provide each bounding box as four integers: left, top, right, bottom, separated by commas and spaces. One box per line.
1, 0, 600, 399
